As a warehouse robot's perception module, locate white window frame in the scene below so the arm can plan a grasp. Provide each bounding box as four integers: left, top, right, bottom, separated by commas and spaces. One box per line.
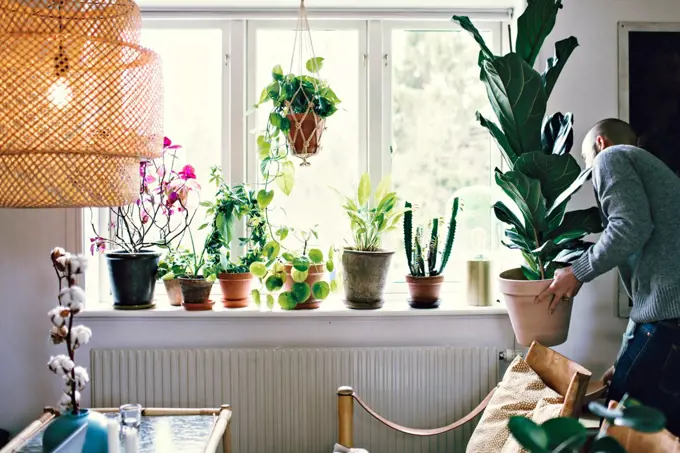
80, 10, 511, 305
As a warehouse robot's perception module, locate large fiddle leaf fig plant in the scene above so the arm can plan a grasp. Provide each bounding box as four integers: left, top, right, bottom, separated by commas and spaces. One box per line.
453, 0, 603, 280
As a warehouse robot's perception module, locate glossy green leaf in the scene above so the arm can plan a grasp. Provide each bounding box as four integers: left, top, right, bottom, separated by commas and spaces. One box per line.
452, 16, 495, 63
266, 294, 275, 309
546, 167, 593, 220
249, 262, 267, 278
477, 111, 517, 166
251, 289, 261, 306
514, 152, 580, 207
305, 57, 324, 73
328, 247, 335, 260
273, 261, 285, 273
257, 87, 269, 105
292, 269, 308, 283
507, 417, 549, 452
291, 282, 311, 304
588, 401, 624, 420
265, 274, 284, 292
282, 252, 296, 262
617, 405, 667, 433
495, 169, 546, 237
546, 207, 603, 242
278, 292, 297, 310
267, 81, 280, 101
263, 241, 281, 261
276, 160, 296, 196
276, 227, 289, 241
293, 256, 310, 272
541, 417, 588, 450
199, 201, 213, 208
161, 271, 175, 281
515, 0, 562, 66
272, 64, 284, 81
541, 112, 574, 156
481, 54, 547, 159
494, 201, 526, 236
257, 189, 275, 209
590, 436, 627, 453
330, 279, 339, 292
542, 37, 579, 97
326, 260, 335, 272
357, 173, 371, 206
215, 211, 234, 244
312, 281, 330, 300
374, 174, 392, 204
308, 248, 324, 264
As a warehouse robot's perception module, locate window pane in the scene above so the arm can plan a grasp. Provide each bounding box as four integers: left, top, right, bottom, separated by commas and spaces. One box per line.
253, 26, 361, 252
388, 28, 495, 283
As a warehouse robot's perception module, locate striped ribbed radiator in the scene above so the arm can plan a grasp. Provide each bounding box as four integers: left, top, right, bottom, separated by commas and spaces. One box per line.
90, 347, 501, 453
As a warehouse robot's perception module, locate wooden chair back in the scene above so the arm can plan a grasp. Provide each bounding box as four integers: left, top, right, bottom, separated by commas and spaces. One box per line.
602, 401, 680, 453
525, 342, 591, 417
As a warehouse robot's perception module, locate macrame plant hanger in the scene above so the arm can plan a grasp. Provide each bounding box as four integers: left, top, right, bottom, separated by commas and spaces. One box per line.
285, 0, 325, 166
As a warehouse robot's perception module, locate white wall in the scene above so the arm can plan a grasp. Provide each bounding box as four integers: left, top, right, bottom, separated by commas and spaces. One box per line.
2, 0, 680, 438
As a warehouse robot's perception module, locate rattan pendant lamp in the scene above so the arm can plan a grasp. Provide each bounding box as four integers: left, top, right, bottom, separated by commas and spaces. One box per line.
0, 0, 163, 208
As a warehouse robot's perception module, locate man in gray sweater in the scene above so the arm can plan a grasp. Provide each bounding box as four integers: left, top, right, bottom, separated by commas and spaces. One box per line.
537, 118, 680, 435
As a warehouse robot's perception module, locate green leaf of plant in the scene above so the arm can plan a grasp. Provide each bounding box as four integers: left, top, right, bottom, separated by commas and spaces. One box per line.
507, 417, 549, 452
590, 436, 627, 453
199, 201, 213, 208
542, 37, 579, 97
617, 405, 667, 433
305, 57, 324, 73
282, 252, 296, 262
267, 81, 280, 101
312, 281, 330, 300
546, 167, 593, 221
257, 87, 269, 105
521, 264, 542, 280
588, 401, 624, 420
161, 271, 175, 281
293, 256, 310, 272
215, 211, 234, 244
541, 417, 588, 450
494, 201, 526, 236
266, 294, 275, 309
257, 189, 275, 209
330, 279, 339, 292
292, 269, 308, 283
249, 262, 267, 278
546, 207, 603, 242
291, 282, 311, 304
328, 247, 335, 260
308, 248, 324, 264
481, 54, 547, 159
515, 0, 562, 66
541, 112, 574, 156
276, 227, 289, 241
265, 274, 284, 292
276, 160, 295, 196
357, 173, 371, 206
198, 223, 208, 231
251, 289, 261, 306
374, 174, 392, 204
269, 111, 283, 129
477, 111, 517, 167
495, 169, 546, 238
278, 292, 297, 310
272, 64, 284, 81
326, 260, 334, 272
263, 241, 280, 261
514, 152, 581, 207
452, 16, 495, 63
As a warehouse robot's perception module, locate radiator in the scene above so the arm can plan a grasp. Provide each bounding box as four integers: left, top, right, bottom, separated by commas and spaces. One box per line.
90, 347, 500, 453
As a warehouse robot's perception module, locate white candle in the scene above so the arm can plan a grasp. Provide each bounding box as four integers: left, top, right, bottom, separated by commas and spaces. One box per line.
124, 428, 138, 453
107, 420, 119, 453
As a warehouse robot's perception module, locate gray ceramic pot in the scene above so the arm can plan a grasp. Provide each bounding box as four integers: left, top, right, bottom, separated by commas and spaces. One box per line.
106, 250, 161, 310
341, 248, 394, 310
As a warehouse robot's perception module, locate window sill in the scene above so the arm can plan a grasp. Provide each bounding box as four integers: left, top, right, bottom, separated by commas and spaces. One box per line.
80, 294, 508, 319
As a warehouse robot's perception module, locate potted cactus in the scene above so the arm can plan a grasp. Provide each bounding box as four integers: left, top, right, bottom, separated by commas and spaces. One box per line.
453, 0, 603, 346
403, 198, 459, 308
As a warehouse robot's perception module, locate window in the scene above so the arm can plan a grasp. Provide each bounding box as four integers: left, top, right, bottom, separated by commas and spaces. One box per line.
83, 13, 507, 303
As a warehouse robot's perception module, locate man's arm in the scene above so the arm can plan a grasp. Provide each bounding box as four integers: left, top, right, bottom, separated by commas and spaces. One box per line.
571, 151, 654, 283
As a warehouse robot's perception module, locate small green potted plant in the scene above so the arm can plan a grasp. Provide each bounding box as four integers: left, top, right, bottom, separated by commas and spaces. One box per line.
339, 173, 404, 310
256, 57, 341, 166
178, 231, 217, 311
202, 168, 267, 308
157, 248, 191, 306
403, 198, 459, 309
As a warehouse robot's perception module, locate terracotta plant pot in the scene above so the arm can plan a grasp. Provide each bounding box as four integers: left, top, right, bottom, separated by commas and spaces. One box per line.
286, 113, 325, 160
163, 278, 183, 307
218, 272, 253, 308
178, 277, 214, 311
499, 268, 574, 347
342, 249, 394, 310
283, 264, 326, 310
406, 274, 444, 309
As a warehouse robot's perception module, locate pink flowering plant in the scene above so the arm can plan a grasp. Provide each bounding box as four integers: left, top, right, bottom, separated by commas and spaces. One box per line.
48, 248, 91, 414
90, 137, 201, 254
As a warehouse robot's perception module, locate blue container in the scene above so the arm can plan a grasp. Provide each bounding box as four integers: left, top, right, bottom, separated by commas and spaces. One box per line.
42, 409, 109, 453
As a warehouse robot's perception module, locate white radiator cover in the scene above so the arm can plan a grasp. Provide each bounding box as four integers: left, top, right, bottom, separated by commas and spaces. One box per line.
91, 347, 500, 453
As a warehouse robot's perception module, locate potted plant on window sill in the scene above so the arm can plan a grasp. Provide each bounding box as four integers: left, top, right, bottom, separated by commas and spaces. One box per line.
256, 57, 340, 166
157, 248, 192, 307
454, 0, 603, 346
403, 198, 459, 309
90, 137, 201, 310
339, 173, 404, 310
178, 230, 217, 311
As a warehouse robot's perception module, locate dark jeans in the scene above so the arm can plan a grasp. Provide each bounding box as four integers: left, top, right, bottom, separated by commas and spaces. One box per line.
608, 320, 680, 436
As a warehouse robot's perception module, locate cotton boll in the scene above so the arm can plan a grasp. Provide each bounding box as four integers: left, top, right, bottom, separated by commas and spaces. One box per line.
69, 325, 92, 348
48, 355, 74, 375
50, 326, 68, 345
55, 253, 72, 272
48, 307, 69, 327
66, 254, 88, 275
73, 367, 89, 391
50, 247, 66, 263
59, 286, 86, 309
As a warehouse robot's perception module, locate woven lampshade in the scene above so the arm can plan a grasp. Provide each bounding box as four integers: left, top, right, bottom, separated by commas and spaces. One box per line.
0, 0, 163, 208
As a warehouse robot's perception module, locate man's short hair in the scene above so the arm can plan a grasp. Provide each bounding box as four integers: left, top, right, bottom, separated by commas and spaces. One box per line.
586, 118, 638, 146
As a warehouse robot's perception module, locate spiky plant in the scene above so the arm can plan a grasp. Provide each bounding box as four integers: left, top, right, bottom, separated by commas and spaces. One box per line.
404, 198, 459, 277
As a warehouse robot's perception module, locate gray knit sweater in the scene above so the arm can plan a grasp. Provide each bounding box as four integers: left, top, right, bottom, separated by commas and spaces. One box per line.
572, 145, 680, 323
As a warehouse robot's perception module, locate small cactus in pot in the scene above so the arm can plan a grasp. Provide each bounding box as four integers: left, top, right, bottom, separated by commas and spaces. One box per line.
404, 198, 459, 308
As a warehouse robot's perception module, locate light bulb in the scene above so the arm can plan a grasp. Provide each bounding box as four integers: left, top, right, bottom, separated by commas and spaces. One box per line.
48, 78, 72, 108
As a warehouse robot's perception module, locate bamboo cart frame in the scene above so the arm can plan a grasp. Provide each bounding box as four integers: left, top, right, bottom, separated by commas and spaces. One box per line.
1, 406, 232, 453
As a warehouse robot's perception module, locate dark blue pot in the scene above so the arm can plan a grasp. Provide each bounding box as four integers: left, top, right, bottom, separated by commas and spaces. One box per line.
106, 250, 161, 310
42, 409, 109, 453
